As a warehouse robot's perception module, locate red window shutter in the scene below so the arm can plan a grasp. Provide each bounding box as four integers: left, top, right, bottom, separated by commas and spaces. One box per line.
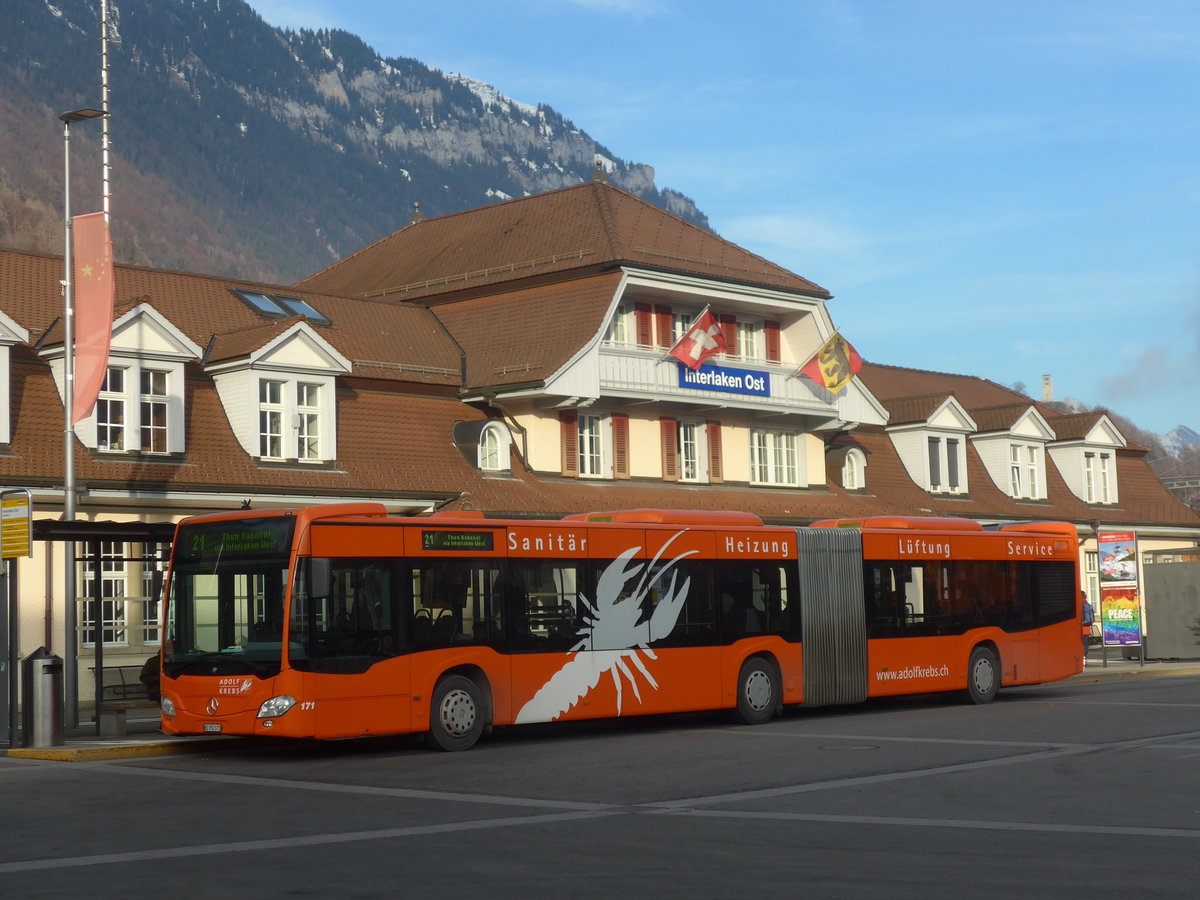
707, 421, 724, 484
655, 305, 673, 348
720, 315, 737, 355
765, 320, 781, 362
559, 410, 578, 477
612, 414, 630, 479
635, 303, 653, 347
660, 417, 679, 482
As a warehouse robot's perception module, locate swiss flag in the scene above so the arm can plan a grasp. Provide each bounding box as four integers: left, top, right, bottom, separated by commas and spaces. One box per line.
72, 212, 115, 423
668, 309, 727, 370
799, 332, 863, 394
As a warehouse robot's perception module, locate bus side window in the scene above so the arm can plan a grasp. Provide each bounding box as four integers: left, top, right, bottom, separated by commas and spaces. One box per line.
510, 560, 584, 652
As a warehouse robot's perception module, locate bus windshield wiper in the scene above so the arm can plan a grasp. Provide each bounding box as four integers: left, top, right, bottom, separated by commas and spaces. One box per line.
168, 652, 265, 676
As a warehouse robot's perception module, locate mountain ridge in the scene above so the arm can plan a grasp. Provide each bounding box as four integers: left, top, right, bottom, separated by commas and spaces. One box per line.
0, 0, 708, 284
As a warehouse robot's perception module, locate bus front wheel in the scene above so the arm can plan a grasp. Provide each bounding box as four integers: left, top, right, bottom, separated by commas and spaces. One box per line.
965, 646, 1000, 704
427, 675, 485, 751
735, 657, 778, 725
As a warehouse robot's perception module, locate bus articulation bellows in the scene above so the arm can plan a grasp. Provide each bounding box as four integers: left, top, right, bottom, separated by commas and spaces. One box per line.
159, 505, 1082, 750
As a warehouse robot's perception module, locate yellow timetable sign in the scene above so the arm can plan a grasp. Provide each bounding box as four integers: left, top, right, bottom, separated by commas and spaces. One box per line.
1, 489, 31, 559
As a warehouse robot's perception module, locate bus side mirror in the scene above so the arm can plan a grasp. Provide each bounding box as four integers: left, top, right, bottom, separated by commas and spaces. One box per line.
309, 558, 332, 600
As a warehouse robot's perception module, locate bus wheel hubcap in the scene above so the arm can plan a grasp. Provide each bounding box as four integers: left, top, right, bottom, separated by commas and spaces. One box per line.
745, 670, 771, 711
440, 689, 476, 736
973, 660, 994, 694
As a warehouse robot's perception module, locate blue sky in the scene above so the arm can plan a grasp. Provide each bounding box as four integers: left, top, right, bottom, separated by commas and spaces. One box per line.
252, 0, 1199, 438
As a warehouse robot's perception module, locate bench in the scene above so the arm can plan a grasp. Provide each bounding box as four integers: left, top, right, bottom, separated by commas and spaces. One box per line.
89, 664, 159, 736
97, 699, 159, 737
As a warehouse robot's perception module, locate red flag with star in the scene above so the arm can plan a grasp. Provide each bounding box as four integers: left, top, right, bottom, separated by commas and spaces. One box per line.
799, 331, 863, 394
72, 212, 115, 424
668, 308, 727, 370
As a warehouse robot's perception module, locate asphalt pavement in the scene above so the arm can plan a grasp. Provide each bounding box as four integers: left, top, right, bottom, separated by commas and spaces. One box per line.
5, 652, 1199, 762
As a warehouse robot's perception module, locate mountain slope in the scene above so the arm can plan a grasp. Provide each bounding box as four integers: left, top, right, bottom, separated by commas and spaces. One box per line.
0, 0, 708, 283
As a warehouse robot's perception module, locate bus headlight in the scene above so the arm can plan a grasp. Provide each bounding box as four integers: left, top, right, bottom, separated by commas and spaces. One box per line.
257, 695, 297, 718
160, 696, 176, 717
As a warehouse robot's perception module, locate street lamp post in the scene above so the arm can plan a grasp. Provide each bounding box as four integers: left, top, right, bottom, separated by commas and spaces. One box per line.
59, 107, 105, 728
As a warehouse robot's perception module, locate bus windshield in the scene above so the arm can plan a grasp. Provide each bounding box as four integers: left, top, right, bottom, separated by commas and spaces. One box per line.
163, 516, 296, 679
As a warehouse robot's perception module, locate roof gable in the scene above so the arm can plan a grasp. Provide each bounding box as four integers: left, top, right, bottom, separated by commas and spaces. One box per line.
205, 321, 351, 374
296, 181, 830, 302
110, 302, 204, 360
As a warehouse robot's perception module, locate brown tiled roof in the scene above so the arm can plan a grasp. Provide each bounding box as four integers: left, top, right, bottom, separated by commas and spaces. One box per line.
970, 403, 1033, 434
297, 181, 830, 302
859, 362, 1029, 409
883, 395, 953, 426
1037, 409, 1109, 441
433, 273, 623, 390
3, 248, 462, 388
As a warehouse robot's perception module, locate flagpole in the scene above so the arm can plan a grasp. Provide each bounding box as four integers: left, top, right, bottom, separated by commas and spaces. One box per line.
58, 108, 104, 730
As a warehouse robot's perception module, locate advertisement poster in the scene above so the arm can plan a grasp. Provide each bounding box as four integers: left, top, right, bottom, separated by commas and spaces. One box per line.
1097, 531, 1141, 647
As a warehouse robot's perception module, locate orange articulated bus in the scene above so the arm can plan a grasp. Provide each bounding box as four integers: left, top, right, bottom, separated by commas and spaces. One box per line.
158, 505, 1082, 750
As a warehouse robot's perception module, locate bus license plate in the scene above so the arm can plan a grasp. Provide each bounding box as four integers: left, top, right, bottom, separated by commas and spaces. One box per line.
203, 723, 222, 733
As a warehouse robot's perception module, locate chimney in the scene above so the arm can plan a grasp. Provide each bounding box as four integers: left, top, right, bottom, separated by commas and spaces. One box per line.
410, 201, 423, 225
1042, 375, 1053, 402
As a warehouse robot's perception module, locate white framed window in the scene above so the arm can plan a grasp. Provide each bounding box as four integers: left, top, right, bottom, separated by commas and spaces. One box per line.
750, 429, 798, 486
737, 318, 762, 359
140, 542, 167, 645
480, 428, 500, 471
478, 422, 512, 473
928, 436, 963, 493
604, 304, 633, 344
90, 361, 185, 455
259, 379, 285, 459
578, 413, 606, 477
296, 382, 321, 461
843, 448, 867, 490
1009, 443, 1041, 499
96, 367, 126, 451
139, 370, 168, 453
678, 421, 707, 483
79, 541, 128, 648
1083, 451, 1112, 502
671, 311, 692, 345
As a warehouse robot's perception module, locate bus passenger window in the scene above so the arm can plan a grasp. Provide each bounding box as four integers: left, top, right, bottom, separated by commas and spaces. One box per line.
509, 560, 584, 652
292, 558, 401, 673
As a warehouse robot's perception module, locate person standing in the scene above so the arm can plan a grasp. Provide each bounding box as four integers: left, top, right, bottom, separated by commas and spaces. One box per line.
1081, 591, 1095, 668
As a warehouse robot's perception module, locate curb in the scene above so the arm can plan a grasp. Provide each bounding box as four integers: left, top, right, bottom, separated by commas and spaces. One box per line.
1070, 664, 1200, 685
4, 736, 241, 762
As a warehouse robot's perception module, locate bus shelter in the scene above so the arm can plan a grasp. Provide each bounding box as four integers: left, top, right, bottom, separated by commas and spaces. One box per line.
33, 520, 176, 732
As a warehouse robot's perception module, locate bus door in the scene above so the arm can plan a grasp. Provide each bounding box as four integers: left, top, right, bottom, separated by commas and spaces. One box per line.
293, 543, 411, 739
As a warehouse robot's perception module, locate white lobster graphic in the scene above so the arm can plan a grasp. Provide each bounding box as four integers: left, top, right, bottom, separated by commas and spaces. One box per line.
515, 531, 695, 724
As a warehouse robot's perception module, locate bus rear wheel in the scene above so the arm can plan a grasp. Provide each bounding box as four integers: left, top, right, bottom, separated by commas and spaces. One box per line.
735, 657, 778, 725
427, 675, 485, 751
965, 646, 1000, 704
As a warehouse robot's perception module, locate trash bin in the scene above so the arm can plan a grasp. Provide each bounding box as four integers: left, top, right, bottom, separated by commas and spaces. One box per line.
21, 647, 64, 748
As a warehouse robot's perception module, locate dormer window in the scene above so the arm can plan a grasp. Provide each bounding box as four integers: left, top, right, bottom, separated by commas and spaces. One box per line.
478, 422, 512, 473
94, 362, 183, 455
928, 436, 963, 494
843, 448, 867, 490
258, 378, 327, 462
1085, 451, 1113, 503
1009, 443, 1040, 499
